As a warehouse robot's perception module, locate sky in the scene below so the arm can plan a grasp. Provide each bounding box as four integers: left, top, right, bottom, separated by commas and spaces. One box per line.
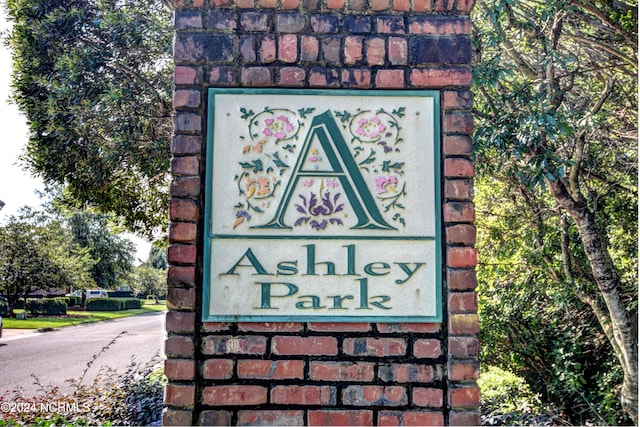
0, 14, 44, 221
0, 11, 151, 262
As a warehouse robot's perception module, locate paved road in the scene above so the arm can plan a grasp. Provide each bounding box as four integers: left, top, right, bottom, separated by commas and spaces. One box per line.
0, 312, 165, 397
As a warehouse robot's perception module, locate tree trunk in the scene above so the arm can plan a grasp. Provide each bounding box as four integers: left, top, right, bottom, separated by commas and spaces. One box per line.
548, 178, 638, 424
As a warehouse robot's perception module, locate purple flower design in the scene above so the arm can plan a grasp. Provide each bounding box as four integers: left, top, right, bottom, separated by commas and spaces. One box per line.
378, 141, 398, 153
233, 210, 251, 229
236, 210, 251, 219
294, 192, 345, 230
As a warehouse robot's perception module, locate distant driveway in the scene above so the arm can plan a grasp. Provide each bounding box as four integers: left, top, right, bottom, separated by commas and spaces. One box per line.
0, 311, 165, 396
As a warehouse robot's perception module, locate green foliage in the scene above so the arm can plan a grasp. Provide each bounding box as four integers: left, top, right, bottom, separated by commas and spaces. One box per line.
473, 0, 637, 423
85, 298, 122, 311
475, 178, 634, 425
4, 0, 173, 236
473, 0, 637, 194
0, 336, 165, 426
3, 302, 166, 329
131, 264, 166, 299
0, 205, 137, 319
0, 209, 96, 317
120, 298, 143, 310
480, 365, 542, 414
0, 297, 8, 316
479, 365, 564, 426
68, 212, 135, 289
147, 243, 167, 270
26, 298, 68, 316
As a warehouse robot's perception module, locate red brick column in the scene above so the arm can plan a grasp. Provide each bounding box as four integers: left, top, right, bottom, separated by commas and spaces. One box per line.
164, 0, 479, 425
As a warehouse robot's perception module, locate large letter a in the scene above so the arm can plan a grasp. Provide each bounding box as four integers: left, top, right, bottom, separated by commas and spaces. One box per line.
254, 110, 395, 230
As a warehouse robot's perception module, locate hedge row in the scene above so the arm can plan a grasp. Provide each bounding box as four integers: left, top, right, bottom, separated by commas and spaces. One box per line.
59, 296, 81, 307
6, 297, 145, 315
13, 296, 82, 309
26, 298, 67, 316
122, 298, 143, 310
85, 298, 143, 311
0, 300, 9, 316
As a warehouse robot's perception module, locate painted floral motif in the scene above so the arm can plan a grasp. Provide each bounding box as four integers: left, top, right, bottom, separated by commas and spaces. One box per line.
375, 175, 398, 194
242, 140, 266, 153
245, 177, 270, 198
249, 109, 300, 144
232, 107, 302, 226
344, 110, 401, 146
263, 115, 295, 139
233, 210, 251, 229
231, 104, 409, 231
340, 108, 407, 227
326, 179, 339, 188
294, 191, 345, 230
306, 149, 324, 170
356, 116, 386, 140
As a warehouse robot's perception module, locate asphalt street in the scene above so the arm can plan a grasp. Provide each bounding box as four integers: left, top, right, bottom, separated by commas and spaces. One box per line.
0, 311, 165, 397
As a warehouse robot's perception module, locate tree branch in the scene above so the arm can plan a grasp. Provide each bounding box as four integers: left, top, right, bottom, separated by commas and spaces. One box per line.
565, 33, 638, 69
569, 76, 615, 200
478, 1, 538, 79
572, 0, 638, 49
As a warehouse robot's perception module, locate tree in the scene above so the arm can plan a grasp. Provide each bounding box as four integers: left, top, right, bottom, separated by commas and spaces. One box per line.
147, 243, 168, 271
0, 209, 95, 316
475, 179, 633, 424
131, 265, 166, 299
473, 0, 637, 422
4, 0, 173, 237
68, 212, 136, 289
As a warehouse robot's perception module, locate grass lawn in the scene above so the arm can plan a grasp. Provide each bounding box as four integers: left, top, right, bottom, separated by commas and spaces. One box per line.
3, 300, 166, 330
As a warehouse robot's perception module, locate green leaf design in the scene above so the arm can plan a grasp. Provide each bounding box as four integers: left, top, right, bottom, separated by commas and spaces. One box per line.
270, 152, 289, 168
298, 107, 315, 118
334, 111, 352, 123
382, 161, 405, 172
392, 107, 406, 117
239, 159, 263, 173
240, 107, 254, 120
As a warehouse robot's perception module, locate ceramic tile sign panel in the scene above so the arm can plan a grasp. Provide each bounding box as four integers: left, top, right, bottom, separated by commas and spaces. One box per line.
204, 88, 441, 323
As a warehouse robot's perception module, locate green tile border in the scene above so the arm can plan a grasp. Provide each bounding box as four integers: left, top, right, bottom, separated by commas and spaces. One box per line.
203, 88, 442, 323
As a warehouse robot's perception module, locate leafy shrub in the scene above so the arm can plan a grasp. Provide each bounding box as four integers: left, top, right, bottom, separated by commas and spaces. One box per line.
26, 298, 67, 316
0, 333, 166, 426
479, 365, 563, 426
0, 363, 165, 426
65, 296, 81, 307
121, 298, 143, 310
86, 298, 122, 311
107, 291, 133, 298
70, 360, 166, 426
0, 298, 8, 316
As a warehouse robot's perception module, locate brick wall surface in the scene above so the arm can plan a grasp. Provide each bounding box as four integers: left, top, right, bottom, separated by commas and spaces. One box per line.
165, 0, 478, 424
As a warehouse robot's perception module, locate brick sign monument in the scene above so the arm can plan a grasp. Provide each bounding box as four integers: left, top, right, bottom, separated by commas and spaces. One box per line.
164, 0, 479, 425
